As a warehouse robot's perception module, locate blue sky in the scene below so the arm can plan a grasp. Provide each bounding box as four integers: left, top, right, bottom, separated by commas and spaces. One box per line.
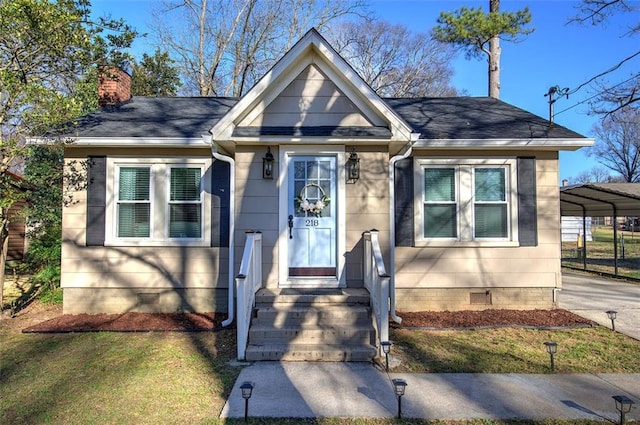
92, 0, 639, 183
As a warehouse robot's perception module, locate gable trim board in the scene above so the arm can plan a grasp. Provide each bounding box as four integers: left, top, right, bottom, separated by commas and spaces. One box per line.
211, 29, 414, 143
57, 28, 595, 316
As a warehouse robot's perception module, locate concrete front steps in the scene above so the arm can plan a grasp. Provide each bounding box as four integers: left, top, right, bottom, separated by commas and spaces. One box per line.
244, 288, 378, 362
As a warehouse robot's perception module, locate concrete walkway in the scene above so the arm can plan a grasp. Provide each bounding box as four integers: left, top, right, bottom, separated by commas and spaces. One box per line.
221, 363, 640, 420
221, 272, 640, 420
560, 271, 640, 340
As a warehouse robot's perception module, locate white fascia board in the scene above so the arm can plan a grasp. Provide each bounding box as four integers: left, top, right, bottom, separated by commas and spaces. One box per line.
413, 138, 595, 151
62, 137, 209, 148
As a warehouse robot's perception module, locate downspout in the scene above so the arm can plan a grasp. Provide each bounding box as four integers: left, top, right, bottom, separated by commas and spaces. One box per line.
205, 135, 236, 327
388, 134, 420, 324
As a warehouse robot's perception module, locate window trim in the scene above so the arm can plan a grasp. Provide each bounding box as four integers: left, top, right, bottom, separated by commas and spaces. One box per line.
413, 158, 519, 247
105, 157, 212, 247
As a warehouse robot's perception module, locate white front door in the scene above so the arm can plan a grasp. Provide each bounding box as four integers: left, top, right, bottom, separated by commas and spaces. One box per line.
286, 155, 337, 283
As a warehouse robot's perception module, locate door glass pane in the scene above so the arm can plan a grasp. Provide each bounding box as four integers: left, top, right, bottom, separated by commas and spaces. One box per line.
294, 159, 332, 218
475, 204, 507, 238
424, 205, 457, 238
294, 161, 305, 179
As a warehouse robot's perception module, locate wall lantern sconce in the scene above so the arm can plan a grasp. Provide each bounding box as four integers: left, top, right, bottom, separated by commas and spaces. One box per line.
544, 341, 558, 372
240, 381, 254, 421
381, 341, 392, 371
392, 378, 407, 418
346, 147, 360, 183
612, 395, 635, 425
263, 147, 274, 179
606, 310, 618, 331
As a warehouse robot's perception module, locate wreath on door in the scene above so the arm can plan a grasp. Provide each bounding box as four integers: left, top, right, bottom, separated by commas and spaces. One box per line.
295, 183, 330, 216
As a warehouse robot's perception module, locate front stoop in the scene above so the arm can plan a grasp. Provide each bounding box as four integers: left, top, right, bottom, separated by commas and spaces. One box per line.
244, 288, 378, 362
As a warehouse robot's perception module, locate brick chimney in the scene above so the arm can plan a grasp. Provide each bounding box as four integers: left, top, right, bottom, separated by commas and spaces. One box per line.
98, 68, 131, 107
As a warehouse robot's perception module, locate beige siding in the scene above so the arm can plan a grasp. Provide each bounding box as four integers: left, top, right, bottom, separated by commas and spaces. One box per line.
395, 151, 561, 311
234, 147, 280, 287
345, 148, 390, 286
240, 64, 374, 128
61, 147, 228, 314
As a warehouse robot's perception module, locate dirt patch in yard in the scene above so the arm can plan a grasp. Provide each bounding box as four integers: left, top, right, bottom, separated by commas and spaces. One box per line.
1, 300, 595, 333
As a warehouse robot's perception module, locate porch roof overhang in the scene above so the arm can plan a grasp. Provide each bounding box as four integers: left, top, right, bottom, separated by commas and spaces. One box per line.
560, 183, 640, 217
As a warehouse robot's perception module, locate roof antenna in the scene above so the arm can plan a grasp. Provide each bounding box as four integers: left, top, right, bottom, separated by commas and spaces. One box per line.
544, 86, 569, 125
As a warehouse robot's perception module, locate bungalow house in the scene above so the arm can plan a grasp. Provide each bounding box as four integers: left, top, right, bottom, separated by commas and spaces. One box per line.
59, 29, 592, 361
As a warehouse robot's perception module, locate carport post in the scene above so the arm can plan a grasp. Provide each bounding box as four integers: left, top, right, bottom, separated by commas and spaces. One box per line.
613, 206, 618, 275
582, 209, 587, 270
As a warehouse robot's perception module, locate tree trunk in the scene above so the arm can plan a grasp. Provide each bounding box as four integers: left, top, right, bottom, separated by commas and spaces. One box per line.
489, 0, 500, 98
0, 230, 8, 312
488, 36, 500, 98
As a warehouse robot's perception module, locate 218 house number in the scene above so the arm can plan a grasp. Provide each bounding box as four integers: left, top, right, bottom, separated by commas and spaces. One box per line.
305, 219, 319, 227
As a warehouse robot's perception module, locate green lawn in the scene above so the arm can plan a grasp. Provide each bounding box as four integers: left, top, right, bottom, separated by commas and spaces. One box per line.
2, 304, 639, 424
562, 225, 640, 279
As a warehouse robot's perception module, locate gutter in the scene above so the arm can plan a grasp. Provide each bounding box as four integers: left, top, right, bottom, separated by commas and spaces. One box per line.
204, 134, 236, 327
388, 134, 419, 324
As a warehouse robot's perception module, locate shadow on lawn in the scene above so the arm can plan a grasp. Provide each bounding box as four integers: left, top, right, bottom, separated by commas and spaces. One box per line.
0, 327, 242, 424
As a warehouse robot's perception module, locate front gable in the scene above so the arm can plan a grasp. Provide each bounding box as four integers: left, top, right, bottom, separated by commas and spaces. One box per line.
210, 29, 414, 143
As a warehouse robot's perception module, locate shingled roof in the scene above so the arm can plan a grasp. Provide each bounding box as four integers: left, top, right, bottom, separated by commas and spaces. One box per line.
65, 95, 585, 140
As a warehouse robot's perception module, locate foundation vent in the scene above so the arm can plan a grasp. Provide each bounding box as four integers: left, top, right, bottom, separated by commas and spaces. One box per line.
138, 293, 160, 305
470, 290, 492, 305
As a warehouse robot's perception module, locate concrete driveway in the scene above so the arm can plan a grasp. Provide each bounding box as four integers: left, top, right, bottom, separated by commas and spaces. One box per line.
560, 271, 640, 340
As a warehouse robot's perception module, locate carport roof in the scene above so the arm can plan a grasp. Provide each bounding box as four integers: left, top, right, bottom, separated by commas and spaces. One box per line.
560, 183, 640, 217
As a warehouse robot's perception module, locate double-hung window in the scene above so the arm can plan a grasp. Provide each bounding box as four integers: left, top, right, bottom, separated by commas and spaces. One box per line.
415, 158, 518, 246
106, 158, 211, 246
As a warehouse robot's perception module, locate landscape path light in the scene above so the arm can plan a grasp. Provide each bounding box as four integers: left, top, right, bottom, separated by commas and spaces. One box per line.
544, 341, 558, 372
612, 395, 635, 425
392, 378, 407, 419
606, 310, 618, 331
240, 381, 254, 422
381, 341, 392, 371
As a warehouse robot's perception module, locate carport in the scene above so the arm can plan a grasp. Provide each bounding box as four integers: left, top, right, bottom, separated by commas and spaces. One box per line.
560, 183, 640, 275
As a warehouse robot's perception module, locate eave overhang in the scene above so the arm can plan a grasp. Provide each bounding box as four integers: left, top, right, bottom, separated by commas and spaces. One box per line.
412, 138, 595, 151
53, 137, 210, 148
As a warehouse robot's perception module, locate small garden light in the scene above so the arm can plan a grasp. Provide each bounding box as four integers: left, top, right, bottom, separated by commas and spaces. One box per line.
544, 341, 558, 372
612, 395, 635, 425
381, 341, 392, 371
606, 310, 618, 331
240, 381, 254, 422
392, 378, 407, 419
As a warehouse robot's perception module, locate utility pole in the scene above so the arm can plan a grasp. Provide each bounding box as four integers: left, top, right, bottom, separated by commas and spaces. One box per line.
544, 86, 569, 124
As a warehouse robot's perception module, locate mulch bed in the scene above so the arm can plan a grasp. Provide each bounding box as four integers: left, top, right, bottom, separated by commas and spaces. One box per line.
23, 312, 229, 333
396, 309, 596, 329
20, 308, 595, 333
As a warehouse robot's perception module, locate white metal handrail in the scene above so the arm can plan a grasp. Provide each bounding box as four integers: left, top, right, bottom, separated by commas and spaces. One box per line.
363, 230, 390, 356
236, 231, 263, 360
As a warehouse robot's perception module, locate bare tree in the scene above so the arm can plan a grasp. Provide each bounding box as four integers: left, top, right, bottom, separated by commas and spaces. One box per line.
152, 0, 366, 97
587, 107, 640, 182
571, 166, 613, 184
570, 0, 640, 114
327, 19, 458, 97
